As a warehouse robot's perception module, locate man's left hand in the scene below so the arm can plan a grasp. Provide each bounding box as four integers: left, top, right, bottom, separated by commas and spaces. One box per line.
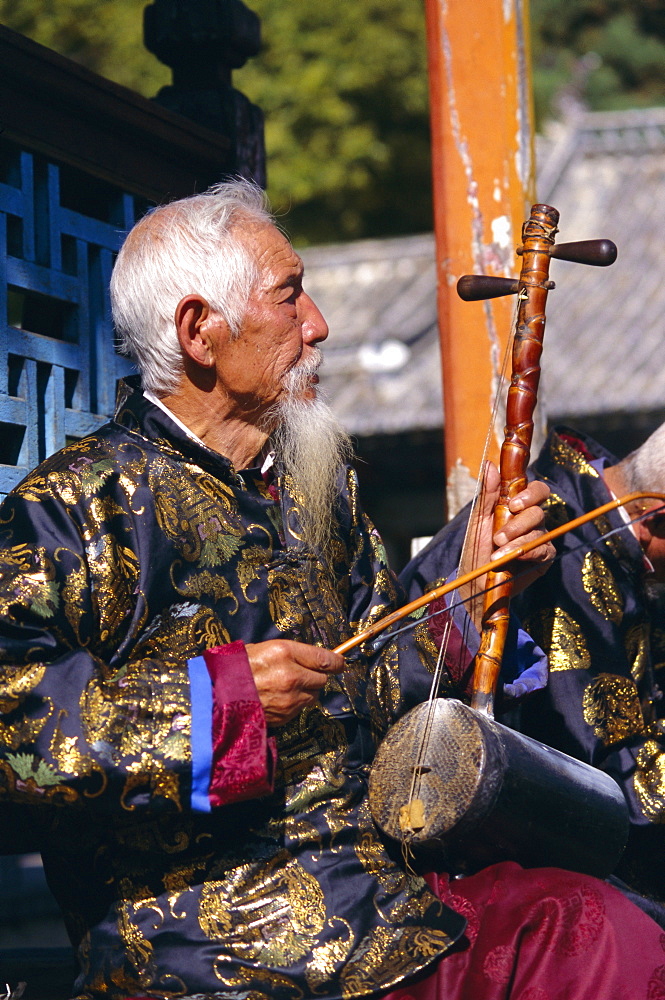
459, 462, 554, 626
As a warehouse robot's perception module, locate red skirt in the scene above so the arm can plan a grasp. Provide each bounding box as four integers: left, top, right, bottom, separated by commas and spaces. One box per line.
383, 861, 665, 1000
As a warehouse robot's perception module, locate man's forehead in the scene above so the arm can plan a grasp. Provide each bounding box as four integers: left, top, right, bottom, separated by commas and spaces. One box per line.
244, 222, 303, 279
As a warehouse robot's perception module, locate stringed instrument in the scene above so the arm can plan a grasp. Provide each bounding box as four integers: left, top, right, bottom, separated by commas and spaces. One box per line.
343, 205, 633, 878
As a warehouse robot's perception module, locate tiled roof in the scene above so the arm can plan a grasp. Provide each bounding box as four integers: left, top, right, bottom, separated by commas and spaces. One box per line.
538, 107, 665, 421
302, 106, 665, 436
301, 232, 440, 435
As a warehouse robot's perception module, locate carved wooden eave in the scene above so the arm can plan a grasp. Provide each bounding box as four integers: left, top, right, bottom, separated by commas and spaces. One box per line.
0, 24, 233, 203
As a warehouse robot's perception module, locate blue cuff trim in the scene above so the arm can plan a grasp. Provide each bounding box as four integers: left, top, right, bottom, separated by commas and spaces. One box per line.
501, 619, 548, 698
188, 655, 212, 813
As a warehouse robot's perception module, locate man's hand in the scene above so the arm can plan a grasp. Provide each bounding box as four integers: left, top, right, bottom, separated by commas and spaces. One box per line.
459, 462, 555, 626
245, 639, 346, 726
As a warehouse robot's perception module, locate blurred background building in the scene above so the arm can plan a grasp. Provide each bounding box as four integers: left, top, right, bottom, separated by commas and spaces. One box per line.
0, 1, 664, 994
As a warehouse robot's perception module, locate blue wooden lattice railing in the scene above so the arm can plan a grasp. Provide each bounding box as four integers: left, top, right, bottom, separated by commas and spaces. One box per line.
0, 136, 142, 496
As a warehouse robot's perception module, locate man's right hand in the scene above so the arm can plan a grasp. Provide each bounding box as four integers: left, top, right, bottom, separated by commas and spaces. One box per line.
245, 639, 346, 726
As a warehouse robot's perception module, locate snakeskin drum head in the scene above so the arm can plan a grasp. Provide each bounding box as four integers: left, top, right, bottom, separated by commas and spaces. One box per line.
369, 699, 502, 845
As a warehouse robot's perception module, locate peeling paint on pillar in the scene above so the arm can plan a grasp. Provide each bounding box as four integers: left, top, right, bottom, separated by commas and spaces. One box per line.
514, 0, 534, 190
424, 0, 536, 517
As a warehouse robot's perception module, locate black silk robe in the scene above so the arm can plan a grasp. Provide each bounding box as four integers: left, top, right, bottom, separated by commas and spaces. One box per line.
516, 428, 665, 899
401, 426, 665, 900
0, 381, 465, 999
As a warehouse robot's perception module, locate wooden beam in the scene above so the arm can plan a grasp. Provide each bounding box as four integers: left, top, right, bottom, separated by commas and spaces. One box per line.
0, 25, 233, 204
424, 0, 536, 516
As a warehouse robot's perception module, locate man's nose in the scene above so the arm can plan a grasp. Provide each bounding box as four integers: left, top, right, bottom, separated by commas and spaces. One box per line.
301, 293, 329, 344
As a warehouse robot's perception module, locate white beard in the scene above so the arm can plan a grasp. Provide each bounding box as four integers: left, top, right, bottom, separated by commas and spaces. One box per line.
265, 352, 353, 559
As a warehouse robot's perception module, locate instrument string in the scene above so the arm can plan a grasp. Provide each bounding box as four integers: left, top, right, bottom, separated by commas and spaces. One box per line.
355, 498, 662, 850
402, 290, 525, 827
360, 209, 622, 852
449, 287, 526, 670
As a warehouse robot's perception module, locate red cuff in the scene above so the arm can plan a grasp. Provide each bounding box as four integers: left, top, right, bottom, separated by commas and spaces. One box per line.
203, 642, 276, 807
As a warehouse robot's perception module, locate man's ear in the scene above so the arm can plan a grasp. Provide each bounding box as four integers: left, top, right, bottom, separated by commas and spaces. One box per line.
641, 509, 665, 540
174, 295, 228, 368
633, 508, 662, 549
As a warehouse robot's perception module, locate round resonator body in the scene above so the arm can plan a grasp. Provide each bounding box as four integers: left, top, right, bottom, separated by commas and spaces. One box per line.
369, 698, 629, 879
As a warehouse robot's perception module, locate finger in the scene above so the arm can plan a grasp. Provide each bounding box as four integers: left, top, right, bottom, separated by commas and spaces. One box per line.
508, 478, 550, 512
491, 530, 556, 564
479, 460, 500, 514
493, 505, 545, 546
286, 641, 346, 675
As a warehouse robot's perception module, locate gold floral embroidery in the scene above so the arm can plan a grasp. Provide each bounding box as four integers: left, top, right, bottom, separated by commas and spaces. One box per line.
151, 458, 246, 566
82, 531, 140, 646
582, 673, 645, 745
550, 435, 599, 477
0, 661, 47, 712
211, 963, 304, 998
237, 545, 271, 602
0, 544, 59, 621
582, 550, 623, 624
634, 739, 665, 822
340, 924, 451, 997
626, 622, 650, 686
132, 604, 229, 664
0, 754, 78, 802
306, 918, 355, 990
56, 551, 89, 643
117, 901, 157, 986
542, 491, 572, 528
199, 852, 327, 966
171, 566, 240, 610
79, 659, 190, 809
527, 607, 591, 672
267, 560, 346, 648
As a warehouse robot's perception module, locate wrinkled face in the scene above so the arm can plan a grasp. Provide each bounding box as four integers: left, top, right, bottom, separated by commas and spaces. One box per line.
208, 222, 329, 420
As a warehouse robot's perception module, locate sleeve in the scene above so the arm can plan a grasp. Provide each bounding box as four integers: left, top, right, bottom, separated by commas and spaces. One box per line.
0, 483, 274, 825
336, 481, 547, 740
198, 643, 276, 809
397, 509, 548, 704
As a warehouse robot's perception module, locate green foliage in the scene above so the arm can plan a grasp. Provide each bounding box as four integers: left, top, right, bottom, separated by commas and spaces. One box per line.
0, 0, 169, 94
7, 751, 62, 785
1, 0, 664, 242
234, 1, 431, 244
530, 0, 665, 122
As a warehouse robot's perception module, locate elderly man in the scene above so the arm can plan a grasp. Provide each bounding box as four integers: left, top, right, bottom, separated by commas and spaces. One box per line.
402, 422, 665, 904
0, 182, 663, 1000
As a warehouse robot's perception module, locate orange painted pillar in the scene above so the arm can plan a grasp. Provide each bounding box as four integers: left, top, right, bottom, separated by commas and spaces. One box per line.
424, 0, 536, 517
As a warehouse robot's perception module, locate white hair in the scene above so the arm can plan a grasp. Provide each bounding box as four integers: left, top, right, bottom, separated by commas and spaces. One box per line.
110, 179, 274, 395
618, 421, 665, 493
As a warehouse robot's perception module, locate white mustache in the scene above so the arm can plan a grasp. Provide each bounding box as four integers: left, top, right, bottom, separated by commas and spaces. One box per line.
282, 349, 323, 392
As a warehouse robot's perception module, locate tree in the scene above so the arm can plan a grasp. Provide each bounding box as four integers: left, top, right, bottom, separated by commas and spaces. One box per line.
0, 0, 170, 94
232, 2, 431, 244
0, 0, 431, 244
531, 0, 665, 123
1, 0, 664, 243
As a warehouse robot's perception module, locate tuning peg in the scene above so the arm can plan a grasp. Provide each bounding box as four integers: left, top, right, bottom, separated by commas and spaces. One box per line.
516, 238, 617, 266
551, 239, 617, 266
457, 275, 520, 301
